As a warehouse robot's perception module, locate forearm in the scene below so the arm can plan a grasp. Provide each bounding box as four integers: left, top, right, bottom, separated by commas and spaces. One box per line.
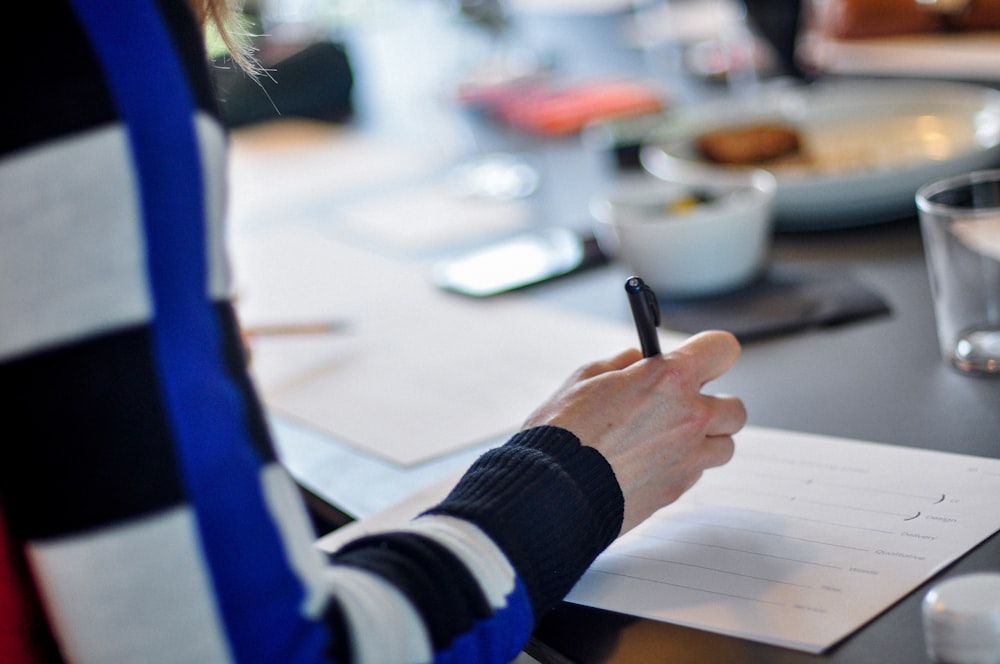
429, 426, 623, 620
326, 426, 624, 661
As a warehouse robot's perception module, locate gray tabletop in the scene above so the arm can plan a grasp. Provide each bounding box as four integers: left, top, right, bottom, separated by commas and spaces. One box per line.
525, 218, 1000, 664
262, 5, 1000, 661
275, 214, 1000, 663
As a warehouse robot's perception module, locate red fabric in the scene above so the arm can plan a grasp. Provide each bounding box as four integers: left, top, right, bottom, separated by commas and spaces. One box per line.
0, 504, 45, 663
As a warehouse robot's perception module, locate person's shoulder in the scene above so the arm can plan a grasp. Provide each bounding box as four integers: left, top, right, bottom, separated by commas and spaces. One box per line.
3, 0, 222, 159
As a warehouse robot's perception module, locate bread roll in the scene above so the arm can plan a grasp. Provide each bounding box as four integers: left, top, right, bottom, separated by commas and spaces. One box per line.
695, 123, 802, 165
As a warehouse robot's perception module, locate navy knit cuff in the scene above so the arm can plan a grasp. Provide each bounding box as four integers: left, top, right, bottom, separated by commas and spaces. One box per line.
424, 425, 624, 620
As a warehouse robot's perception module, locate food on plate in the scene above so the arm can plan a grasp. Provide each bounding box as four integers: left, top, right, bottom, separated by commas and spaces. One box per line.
952, 0, 1000, 31
695, 123, 803, 165
807, 0, 940, 39
805, 0, 1000, 39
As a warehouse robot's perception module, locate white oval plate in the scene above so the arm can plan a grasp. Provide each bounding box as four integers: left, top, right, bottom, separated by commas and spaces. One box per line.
640, 80, 1000, 230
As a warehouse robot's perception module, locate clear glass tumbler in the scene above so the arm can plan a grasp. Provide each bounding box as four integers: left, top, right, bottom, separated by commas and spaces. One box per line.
916, 170, 1000, 375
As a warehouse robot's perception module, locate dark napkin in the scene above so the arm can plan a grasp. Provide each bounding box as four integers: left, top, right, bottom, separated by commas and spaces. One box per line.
658, 268, 891, 342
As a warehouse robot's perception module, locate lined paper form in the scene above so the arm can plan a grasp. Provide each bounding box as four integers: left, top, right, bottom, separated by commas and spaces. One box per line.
566, 426, 1000, 653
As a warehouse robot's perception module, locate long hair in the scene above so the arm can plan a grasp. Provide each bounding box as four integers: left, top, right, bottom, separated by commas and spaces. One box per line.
190, 0, 257, 72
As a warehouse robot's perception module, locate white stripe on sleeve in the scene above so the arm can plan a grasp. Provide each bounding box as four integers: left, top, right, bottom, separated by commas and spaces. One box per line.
400, 514, 518, 611
322, 565, 432, 664
0, 126, 149, 360
259, 463, 330, 618
27, 507, 234, 664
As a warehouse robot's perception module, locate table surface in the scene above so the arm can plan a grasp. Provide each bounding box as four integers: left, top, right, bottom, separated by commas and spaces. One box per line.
255, 4, 1000, 662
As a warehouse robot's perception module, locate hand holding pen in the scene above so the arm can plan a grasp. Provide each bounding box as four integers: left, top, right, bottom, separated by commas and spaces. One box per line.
625, 276, 661, 358
522, 276, 744, 533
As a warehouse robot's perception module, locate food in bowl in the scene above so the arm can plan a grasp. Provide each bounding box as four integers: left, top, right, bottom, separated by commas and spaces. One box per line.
632, 189, 716, 216
591, 172, 777, 298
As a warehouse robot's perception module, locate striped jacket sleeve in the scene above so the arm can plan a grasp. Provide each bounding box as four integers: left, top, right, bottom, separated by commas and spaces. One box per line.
0, 1, 624, 662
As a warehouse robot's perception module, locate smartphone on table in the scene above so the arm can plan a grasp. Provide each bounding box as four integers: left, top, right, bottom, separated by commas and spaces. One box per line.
430, 227, 607, 297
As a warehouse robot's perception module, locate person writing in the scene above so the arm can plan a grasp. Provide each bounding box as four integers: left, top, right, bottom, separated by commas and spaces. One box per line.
0, 1, 746, 662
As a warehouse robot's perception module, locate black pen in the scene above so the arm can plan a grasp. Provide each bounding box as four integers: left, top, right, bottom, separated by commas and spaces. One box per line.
625, 276, 661, 358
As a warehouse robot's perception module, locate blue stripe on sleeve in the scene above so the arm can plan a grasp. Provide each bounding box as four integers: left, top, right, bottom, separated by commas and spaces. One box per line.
435, 579, 535, 664
65, 1, 329, 661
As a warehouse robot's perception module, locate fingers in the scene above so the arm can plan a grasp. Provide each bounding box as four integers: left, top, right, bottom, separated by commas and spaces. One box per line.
695, 392, 744, 473
573, 347, 643, 381
576, 330, 739, 386
668, 330, 742, 386
703, 393, 747, 437
701, 434, 737, 469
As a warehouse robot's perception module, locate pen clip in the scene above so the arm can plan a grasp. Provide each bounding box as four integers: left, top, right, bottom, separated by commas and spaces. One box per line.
625, 276, 660, 325
641, 281, 661, 327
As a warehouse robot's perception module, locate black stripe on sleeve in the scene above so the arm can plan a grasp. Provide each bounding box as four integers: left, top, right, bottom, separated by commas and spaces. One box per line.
320, 594, 353, 664
0, 302, 277, 541
3, 2, 118, 156
330, 531, 492, 652
0, 325, 184, 540
3, 0, 220, 159
216, 302, 279, 464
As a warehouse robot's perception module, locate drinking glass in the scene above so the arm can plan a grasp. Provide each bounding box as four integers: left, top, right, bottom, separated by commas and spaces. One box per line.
916, 170, 1000, 375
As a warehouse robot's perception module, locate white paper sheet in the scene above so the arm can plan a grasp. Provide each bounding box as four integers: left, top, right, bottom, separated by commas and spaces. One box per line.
338, 182, 532, 252
228, 120, 445, 229
231, 226, 661, 466
315, 469, 466, 553
566, 426, 1000, 653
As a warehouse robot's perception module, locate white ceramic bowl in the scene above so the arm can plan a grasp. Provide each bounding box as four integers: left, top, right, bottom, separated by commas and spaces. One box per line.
591, 170, 777, 298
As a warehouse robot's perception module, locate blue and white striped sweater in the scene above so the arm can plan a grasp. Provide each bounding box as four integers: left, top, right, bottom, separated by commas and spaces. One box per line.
0, 1, 624, 661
